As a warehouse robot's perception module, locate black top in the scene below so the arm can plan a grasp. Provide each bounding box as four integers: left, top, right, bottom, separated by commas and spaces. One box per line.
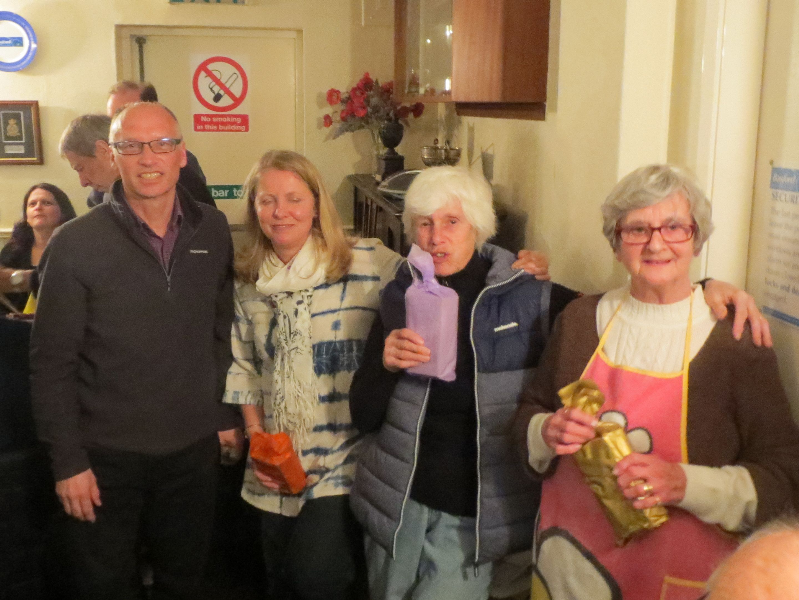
0, 242, 32, 312
410, 251, 489, 516
350, 251, 579, 517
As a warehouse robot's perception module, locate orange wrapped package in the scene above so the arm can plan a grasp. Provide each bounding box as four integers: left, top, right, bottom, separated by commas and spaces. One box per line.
249, 432, 307, 494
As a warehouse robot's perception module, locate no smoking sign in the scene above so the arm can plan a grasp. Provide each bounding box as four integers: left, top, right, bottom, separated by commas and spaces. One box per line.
192, 55, 250, 132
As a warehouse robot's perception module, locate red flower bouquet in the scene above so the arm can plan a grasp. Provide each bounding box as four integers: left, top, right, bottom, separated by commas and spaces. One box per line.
323, 72, 424, 145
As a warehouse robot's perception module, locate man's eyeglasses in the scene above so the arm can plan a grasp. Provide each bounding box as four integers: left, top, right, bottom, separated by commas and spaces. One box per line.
616, 222, 696, 245
110, 138, 182, 155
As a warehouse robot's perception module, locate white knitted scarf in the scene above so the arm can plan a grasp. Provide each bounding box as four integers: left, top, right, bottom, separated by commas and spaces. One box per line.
255, 236, 327, 450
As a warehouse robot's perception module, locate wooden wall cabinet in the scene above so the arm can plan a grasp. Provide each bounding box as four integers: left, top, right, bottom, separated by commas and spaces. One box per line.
395, 0, 550, 120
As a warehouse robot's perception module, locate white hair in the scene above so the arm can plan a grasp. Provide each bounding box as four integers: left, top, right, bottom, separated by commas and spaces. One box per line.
402, 166, 497, 248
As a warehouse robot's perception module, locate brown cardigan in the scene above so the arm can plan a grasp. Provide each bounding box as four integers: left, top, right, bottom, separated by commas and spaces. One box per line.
514, 293, 799, 527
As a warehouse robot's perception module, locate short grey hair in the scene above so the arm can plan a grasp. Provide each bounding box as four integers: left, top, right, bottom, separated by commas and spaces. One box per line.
601, 164, 714, 252
403, 166, 497, 247
58, 114, 111, 157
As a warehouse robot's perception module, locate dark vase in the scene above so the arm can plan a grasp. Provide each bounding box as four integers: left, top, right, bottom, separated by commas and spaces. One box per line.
379, 121, 404, 157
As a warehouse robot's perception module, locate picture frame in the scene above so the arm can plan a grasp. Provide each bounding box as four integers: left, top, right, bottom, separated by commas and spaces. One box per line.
0, 100, 43, 165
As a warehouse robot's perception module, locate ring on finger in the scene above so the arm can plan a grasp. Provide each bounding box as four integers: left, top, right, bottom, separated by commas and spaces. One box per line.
641, 483, 653, 495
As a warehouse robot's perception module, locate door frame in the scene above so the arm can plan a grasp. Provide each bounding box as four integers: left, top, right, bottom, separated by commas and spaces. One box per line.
113, 24, 304, 153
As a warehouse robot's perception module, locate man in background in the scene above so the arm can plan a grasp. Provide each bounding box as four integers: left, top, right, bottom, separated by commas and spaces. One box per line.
32, 102, 238, 599
107, 80, 216, 207
59, 114, 119, 208
706, 520, 799, 599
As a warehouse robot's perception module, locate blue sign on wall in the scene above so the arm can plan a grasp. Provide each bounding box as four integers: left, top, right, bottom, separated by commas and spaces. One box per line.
0, 12, 37, 72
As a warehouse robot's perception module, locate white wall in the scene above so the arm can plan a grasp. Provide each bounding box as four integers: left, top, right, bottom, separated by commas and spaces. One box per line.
456, 0, 628, 293
747, 0, 799, 416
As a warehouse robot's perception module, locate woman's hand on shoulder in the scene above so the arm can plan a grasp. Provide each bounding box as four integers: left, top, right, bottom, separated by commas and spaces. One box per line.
614, 453, 687, 509
541, 408, 597, 455
513, 250, 550, 280
703, 280, 772, 347
383, 328, 430, 372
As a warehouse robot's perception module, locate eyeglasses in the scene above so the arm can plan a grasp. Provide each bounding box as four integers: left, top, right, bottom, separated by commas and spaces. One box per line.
616, 222, 696, 245
110, 138, 182, 155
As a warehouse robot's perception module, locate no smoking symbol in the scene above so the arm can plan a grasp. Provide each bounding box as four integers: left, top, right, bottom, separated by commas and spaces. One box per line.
192, 56, 249, 113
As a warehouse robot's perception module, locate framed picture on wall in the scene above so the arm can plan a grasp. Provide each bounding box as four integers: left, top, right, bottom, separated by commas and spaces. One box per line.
0, 100, 43, 165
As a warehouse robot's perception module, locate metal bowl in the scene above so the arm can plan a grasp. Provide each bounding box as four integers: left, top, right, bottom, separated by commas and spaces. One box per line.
421, 145, 445, 167
444, 147, 462, 166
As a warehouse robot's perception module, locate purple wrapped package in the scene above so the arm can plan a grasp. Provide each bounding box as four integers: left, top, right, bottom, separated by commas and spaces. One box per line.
405, 244, 458, 382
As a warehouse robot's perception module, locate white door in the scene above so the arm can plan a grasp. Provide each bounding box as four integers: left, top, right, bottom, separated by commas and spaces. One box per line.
115, 25, 302, 224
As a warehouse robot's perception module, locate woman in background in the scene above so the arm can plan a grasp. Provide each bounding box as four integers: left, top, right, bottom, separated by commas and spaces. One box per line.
0, 183, 76, 312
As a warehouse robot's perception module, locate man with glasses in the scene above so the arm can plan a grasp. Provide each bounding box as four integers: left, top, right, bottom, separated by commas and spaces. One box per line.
59, 110, 215, 209
31, 102, 239, 599
105, 80, 216, 208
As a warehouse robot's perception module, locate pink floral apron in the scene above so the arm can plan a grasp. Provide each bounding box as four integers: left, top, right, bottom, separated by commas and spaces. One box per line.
534, 296, 738, 600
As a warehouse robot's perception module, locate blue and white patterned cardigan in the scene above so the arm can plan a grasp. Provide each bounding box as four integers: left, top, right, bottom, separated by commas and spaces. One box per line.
224, 239, 401, 516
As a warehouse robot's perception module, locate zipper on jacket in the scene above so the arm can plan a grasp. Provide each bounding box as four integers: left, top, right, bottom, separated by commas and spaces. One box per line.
158, 216, 201, 293
468, 269, 524, 565
162, 264, 172, 292
392, 379, 432, 558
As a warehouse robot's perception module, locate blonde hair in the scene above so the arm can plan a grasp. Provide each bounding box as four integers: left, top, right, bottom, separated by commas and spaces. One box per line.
235, 150, 353, 283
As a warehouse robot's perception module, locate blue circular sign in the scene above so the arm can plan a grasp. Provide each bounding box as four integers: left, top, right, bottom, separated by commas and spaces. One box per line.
0, 12, 37, 72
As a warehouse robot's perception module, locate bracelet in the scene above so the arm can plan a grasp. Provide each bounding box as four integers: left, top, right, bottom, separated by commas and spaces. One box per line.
244, 423, 262, 438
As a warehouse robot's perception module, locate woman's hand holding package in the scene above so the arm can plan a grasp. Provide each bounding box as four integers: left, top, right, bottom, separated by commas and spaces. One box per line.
252, 463, 311, 494
252, 465, 289, 492
383, 328, 431, 372
614, 453, 687, 510
542, 408, 598, 455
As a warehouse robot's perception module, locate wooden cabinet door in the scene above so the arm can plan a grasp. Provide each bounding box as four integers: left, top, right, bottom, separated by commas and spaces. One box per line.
451, 0, 549, 103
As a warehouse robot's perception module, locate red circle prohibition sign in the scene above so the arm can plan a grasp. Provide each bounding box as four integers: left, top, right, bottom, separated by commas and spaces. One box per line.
193, 56, 249, 113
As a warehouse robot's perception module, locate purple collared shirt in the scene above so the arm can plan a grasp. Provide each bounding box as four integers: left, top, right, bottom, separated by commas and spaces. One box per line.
135, 199, 183, 270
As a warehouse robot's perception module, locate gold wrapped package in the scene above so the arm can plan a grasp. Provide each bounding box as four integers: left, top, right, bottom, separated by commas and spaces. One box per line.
558, 380, 668, 544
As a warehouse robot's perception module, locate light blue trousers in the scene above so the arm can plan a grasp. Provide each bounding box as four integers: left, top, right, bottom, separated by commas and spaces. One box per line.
365, 497, 493, 600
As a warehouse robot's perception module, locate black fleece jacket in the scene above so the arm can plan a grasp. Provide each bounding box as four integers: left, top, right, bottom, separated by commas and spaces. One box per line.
30, 181, 236, 481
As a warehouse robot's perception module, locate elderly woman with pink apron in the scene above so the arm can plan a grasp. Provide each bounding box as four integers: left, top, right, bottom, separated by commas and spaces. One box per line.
516, 164, 799, 600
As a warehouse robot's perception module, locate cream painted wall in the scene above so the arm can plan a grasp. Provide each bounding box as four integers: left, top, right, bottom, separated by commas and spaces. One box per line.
747, 0, 799, 416
454, 0, 764, 297
0, 0, 437, 230
450, 0, 628, 293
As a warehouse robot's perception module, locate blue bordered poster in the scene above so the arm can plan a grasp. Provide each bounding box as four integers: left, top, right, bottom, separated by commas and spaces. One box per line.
762, 167, 799, 328
0, 12, 37, 72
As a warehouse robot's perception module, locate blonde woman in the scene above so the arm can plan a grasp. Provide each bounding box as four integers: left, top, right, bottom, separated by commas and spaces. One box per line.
222, 150, 398, 600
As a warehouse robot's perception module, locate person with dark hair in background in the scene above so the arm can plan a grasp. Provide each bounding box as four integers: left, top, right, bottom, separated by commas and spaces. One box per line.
107, 80, 216, 208
0, 183, 76, 313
